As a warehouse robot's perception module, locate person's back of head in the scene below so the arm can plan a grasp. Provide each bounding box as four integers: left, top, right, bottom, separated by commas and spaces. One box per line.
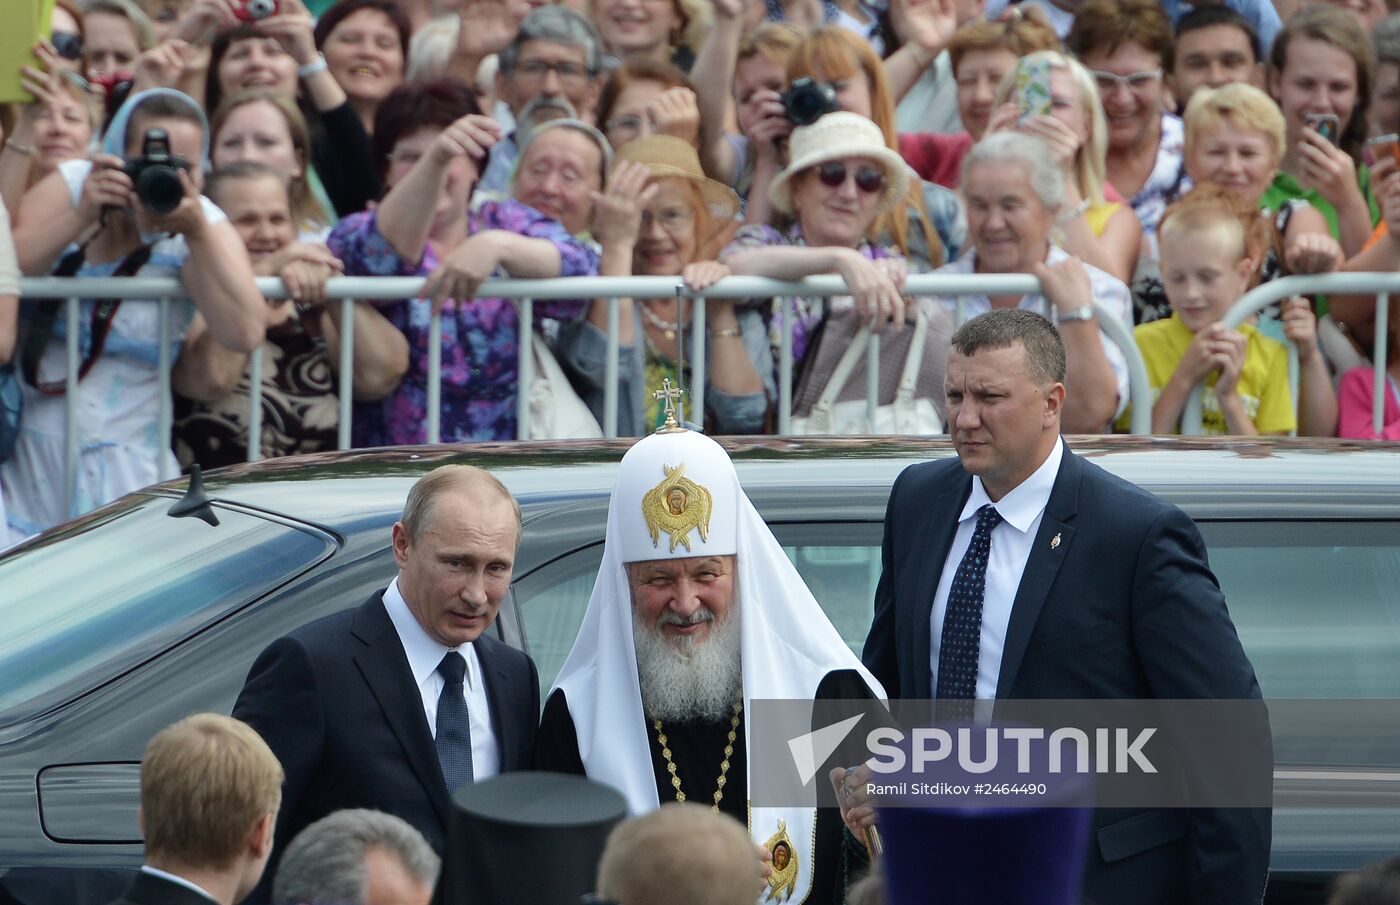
595, 804, 759, 905
1329, 856, 1400, 905
272, 808, 440, 905
140, 713, 283, 901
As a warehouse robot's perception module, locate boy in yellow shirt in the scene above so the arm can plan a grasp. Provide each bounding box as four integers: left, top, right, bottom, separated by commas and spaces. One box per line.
1123, 186, 1299, 435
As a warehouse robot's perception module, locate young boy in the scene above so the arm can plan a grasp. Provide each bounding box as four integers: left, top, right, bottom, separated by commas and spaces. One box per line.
1127, 185, 1299, 435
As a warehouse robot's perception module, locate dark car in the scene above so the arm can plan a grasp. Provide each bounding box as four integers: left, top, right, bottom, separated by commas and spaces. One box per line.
3, 437, 1400, 904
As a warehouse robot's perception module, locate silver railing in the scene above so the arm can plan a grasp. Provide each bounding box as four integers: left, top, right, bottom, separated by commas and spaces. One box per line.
1181, 273, 1400, 437
18, 272, 1155, 516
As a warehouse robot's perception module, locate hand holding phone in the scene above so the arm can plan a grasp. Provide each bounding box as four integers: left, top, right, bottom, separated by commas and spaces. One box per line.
1366, 133, 1400, 172
1304, 113, 1340, 146
1016, 58, 1052, 124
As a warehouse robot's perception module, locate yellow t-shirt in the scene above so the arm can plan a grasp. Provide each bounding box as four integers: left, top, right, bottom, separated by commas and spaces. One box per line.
1119, 314, 1296, 435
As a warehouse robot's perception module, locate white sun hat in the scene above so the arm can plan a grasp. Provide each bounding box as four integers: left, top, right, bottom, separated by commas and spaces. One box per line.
767, 111, 912, 219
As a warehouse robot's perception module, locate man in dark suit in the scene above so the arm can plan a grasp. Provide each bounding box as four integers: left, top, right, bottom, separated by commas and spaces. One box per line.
233, 465, 540, 903
108, 713, 283, 905
858, 308, 1271, 904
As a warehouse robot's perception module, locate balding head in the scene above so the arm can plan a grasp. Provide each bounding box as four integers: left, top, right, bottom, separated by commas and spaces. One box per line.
400, 465, 521, 548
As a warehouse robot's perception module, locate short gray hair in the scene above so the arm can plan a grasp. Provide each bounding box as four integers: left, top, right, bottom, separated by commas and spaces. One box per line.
1376, 14, 1400, 68
961, 131, 1065, 214
272, 809, 440, 905
499, 6, 602, 76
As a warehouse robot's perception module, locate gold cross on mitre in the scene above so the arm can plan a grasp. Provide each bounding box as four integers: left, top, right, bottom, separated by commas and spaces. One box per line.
652, 378, 687, 433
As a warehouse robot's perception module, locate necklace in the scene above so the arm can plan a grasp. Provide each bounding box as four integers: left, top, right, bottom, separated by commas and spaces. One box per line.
639, 300, 684, 342
653, 700, 743, 811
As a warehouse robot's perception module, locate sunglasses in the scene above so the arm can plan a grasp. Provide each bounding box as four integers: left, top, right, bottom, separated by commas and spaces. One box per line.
52, 31, 83, 61
816, 161, 885, 194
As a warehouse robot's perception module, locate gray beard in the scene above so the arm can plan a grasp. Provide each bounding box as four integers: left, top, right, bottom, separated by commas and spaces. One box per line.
633, 607, 742, 723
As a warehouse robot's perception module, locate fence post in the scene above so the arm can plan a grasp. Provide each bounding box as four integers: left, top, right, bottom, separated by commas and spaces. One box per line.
778, 297, 794, 435
1376, 295, 1391, 439
865, 330, 880, 432
427, 310, 442, 445
157, 299, 173, 482
338, 298, 354, 450
64, 297, 79, 517
690, 293, 705, 429
517, 299, 534, 440
246, 345, 264, 462
604, 296, 619, 438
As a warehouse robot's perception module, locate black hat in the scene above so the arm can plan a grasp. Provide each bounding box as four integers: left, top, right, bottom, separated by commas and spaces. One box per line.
432, 772, 628, 905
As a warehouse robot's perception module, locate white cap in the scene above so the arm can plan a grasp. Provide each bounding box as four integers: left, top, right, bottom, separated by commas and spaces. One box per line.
611, 429, 740, 564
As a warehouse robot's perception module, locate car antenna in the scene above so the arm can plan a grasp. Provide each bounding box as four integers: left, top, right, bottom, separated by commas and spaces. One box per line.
168, 464, 220, 527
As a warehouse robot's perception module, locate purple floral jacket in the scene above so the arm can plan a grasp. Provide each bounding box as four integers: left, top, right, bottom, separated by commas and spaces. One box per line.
328, 199, 598, 446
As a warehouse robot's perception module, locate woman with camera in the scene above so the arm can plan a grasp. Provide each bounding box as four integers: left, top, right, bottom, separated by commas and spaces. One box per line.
784, 26, 964, 272
2, 89, 264, 541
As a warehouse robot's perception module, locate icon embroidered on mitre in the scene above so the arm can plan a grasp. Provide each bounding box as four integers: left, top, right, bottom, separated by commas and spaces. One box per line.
641, 463, 713, 553
763, 820, 798, 902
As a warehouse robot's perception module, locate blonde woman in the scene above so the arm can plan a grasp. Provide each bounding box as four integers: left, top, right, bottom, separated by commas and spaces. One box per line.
988, 50, 1144, 283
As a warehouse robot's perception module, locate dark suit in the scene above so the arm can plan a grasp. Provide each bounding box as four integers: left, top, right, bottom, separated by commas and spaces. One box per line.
863, 442, 1271, 905
104, 871, 216, 905
232, 591, 539, 902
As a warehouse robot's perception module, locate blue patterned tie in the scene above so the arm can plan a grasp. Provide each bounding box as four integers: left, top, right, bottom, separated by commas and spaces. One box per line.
936, 504, 1003, 708
435, 651, 474, 793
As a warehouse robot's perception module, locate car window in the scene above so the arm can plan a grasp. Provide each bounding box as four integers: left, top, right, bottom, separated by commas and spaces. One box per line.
0, 495, 333, 726
1199, 521, 1400, 701
514, 523, 883, 694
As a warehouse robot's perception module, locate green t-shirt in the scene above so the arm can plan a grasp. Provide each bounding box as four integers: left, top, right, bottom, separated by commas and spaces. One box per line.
1260, 165, 1381, 243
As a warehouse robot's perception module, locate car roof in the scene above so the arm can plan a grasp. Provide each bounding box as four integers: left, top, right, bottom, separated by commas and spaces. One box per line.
158, 436, 1400, 530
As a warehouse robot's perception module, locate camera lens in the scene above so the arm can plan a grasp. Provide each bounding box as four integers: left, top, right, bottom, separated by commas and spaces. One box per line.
137, 167, 185, 215
782, 79, 837, 127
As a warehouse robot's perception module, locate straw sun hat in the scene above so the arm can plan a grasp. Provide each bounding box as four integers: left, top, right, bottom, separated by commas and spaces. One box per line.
767, 111, 911, 218
614, 135, 741, 244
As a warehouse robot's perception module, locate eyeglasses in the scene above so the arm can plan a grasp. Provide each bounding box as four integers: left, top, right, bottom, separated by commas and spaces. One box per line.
640, 206, 695, 233
513, 59, 592, 87
816, 161, 885, 194
51, 31, 83, 61
605, 114, 649, 141
1090, 68, 1163, 95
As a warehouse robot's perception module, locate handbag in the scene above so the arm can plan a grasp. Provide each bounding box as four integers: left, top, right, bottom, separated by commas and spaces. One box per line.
528, 332, 602, 440
789, 310, 944, 436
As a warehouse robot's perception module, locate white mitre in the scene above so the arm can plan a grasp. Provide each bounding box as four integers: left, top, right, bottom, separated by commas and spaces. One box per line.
551, 422, 887, 905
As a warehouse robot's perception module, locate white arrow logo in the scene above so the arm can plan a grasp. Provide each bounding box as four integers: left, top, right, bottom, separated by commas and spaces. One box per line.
787, 713, 865, 786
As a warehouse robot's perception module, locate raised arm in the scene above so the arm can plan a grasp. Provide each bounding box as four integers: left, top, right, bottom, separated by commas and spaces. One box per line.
13, 157, 124, 275
690, 0, 745, 184
178, 206, 267, 353
376, 114, 499, 264
883, 0, 958, 103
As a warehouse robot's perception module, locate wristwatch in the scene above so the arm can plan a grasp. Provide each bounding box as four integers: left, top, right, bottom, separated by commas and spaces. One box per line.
1058, 304, 1096, 323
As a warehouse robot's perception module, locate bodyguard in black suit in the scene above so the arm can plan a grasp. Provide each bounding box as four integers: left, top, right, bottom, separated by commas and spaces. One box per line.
860, 309, 1271, 905
233, 465, 540, 902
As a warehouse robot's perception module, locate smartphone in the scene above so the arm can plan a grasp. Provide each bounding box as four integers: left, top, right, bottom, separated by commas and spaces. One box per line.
1016, 58, 1053, 123
1304, 113, 1341, 145
1366, 133, 1400, 169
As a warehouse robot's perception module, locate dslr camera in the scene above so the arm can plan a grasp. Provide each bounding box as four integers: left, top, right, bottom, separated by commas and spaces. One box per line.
124, 129, 190, 216
234, 0, 279, 21
780, 78, 838, 126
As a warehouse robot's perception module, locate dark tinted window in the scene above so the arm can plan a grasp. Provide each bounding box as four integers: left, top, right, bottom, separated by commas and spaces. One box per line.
0, 496, 333, 724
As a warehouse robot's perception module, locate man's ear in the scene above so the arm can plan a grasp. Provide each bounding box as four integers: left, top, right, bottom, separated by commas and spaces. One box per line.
391, 521, 411, 570
249, 812, 275, 859
137, 806, 145, 838
1044, 381, 1067, 423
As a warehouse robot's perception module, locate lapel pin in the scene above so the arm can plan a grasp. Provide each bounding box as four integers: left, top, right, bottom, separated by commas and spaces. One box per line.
1050, 533, 1061, 550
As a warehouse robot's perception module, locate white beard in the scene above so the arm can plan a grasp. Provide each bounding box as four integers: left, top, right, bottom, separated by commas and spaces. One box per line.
633, 605, 742, 723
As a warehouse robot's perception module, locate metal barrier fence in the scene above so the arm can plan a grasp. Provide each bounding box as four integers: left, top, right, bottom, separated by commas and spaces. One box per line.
1181, 273, 1400, 437
15, 272, 1174, 515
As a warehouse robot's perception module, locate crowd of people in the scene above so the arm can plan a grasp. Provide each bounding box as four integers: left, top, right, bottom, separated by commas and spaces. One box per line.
3, 0, 1400, 542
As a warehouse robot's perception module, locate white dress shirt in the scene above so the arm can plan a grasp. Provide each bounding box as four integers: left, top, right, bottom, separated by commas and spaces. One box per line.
140, 866, 216, 902
930, 440, 1064, 699
382, 577, 500, 781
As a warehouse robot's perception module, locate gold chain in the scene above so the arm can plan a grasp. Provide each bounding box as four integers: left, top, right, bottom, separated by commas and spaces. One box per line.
653, 701, 743, 811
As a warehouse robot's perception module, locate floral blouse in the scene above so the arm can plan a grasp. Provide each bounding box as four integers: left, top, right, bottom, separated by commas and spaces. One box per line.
327, 199, 598, 446
721, 223, 904, 367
